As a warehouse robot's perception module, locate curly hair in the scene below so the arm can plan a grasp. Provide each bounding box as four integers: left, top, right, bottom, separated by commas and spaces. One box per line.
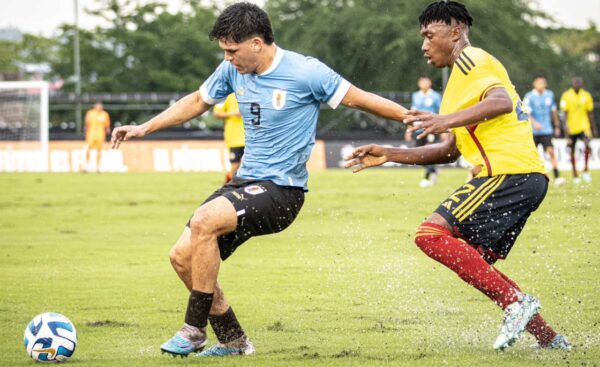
419, 1, 473, 28
209, 2, 274, 44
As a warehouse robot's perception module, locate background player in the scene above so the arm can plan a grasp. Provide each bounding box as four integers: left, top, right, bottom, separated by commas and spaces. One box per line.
404, 76, 442, 187
560, 77, 596, 183
111, 2, 409, 358
523, 76, 565, 186
84, 101, 110, 172
345, 1, 570, 351
213, 93, 244, 182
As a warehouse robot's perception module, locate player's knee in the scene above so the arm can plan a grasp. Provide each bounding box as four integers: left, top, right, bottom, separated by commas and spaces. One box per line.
168, 245, 186, 271
189, 208, 215, 236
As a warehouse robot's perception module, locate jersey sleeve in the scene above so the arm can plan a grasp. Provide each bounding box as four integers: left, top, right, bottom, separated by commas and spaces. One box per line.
306, 58, 351, 109
559, 93, 569, 112
586, 93, 594, 111
199, 61, 235, 105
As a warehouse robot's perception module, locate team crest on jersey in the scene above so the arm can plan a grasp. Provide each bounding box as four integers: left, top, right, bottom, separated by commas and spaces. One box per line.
236, 87, 245, 97
244, 185, 265, 195
272, 89, 287, 110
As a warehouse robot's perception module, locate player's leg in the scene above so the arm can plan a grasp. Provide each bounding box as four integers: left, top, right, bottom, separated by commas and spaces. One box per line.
582, 135, 592, 182
414, 174, 549, 349
168, 228, 252, 352
226, 147, 243, 183
545, 137, 565, 186
568, 134, 579, 180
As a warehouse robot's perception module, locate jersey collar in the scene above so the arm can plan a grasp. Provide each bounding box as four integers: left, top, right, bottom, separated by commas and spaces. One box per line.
258, 46, 284, 76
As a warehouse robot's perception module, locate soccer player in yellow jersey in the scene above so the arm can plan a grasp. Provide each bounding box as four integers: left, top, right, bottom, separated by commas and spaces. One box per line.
345, 1, 570, 351
213, 93, 245, 182
84, 101, 111, 172
560, 77, 597, 183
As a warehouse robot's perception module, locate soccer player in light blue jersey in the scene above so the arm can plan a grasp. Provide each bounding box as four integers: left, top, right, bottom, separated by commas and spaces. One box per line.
111, 2, 409, 358
404, 76, 442, 187
523, 76, 564, 186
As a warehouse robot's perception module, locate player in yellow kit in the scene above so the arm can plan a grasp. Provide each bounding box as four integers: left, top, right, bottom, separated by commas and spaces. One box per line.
84, 101, 111, 172
213, 94, 245, 182
345, 1, 570, 351
560, 77, 597, 183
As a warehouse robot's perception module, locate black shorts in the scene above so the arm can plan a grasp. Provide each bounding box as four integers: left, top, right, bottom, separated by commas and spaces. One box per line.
435, 173, 548, 264
186, 177, 305, 260
533, 135, 553, 149
568, 132, 589, 147
229, 147, 245, 163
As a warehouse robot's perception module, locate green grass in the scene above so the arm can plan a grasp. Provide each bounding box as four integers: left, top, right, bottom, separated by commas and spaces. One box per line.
1, 169, 599, 366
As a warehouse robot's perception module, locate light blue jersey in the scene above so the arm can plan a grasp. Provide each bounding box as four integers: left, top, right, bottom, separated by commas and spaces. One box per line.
200, 47, 350, 190
411, 90, 441, 113
523, 89, 557, 136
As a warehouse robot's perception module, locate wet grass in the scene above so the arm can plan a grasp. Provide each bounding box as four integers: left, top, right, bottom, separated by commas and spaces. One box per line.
1, 169, 598, 366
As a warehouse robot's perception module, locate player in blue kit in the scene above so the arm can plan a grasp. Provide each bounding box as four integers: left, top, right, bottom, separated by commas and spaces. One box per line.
111, 2, 409, 358
523, 76, 565, 186
405, 76, 442, 187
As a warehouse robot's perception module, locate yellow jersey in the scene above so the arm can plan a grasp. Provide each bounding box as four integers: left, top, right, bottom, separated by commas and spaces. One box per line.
214, 94, 245, 148
441, 46, 545, 177
560, 88, 594, 135
84, 109, 110, 142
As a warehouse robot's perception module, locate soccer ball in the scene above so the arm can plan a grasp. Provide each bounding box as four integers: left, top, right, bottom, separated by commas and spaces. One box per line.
24, 312, 77, 363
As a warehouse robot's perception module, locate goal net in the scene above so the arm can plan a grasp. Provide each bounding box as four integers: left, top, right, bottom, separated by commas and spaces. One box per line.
0, 81, 49, 172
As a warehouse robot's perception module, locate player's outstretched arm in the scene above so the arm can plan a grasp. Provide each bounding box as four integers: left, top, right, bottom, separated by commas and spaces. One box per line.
111, 91, 211, 148
344, 134, 460, 173
403, 88, 513, 139
340, 85, 409, 122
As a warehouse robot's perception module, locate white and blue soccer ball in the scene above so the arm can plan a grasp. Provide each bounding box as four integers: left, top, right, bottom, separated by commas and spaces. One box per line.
24, 312, 77, 363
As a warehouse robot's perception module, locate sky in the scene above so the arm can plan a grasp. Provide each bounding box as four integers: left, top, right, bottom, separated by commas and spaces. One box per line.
0, 0, 598, 37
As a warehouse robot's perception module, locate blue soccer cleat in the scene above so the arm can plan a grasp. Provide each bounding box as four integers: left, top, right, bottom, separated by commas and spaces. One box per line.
494, 294, 541, 351
195, 337, 255, 357
160, 331, 207, 357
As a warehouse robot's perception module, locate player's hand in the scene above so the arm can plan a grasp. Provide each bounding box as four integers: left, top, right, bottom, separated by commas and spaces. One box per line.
533, 122, 542, 131
344, 144, 388, 173
111, 125, 146, 149
403, 109, 451, 139
554, 127, 561, 137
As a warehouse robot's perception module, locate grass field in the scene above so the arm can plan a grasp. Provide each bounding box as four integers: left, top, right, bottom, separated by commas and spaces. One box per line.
1, 169, 599, 366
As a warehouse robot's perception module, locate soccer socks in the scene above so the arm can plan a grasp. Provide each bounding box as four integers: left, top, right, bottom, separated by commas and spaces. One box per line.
494, 269, 557, 346
570, 150, 578, 177
185, 290, 214, 328
414, 223, 520, 309
553, 168, 560, 179
209, 307, 246, 344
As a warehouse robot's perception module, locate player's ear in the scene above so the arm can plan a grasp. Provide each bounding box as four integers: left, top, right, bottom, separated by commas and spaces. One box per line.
450, 26, 462, 42
251, 37, 263, 53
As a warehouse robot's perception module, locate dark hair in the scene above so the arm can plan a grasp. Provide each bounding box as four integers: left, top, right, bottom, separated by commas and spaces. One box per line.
419, 75, 432, 80
209, 2, 274, 44
532, 75, 546, 81
419, 1, 473, 28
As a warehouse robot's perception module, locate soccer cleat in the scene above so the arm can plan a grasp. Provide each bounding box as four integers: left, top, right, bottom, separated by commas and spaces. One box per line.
419, 179, 432, 188
554, 177, 566, 187
196, 337, 255, 357
582, 172, 592, 183
160, 331, 207, 357
531, 335, 573, 350
494, 294, 541, 351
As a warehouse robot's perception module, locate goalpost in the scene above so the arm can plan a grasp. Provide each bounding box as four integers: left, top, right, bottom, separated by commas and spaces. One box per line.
0, 81, 49, 172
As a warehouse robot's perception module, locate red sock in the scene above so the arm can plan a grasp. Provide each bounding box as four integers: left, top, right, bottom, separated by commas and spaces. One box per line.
415, 223, 520, 309
494, 268, 557, 346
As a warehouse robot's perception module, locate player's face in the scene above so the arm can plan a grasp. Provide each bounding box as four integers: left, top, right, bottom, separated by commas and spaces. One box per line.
219, 38, 261, 74
418, 78, 432, 91
533, 78, 546, 92
420, 22, 455, 68
572, 78, 583, 90
94, 103, 103, 111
